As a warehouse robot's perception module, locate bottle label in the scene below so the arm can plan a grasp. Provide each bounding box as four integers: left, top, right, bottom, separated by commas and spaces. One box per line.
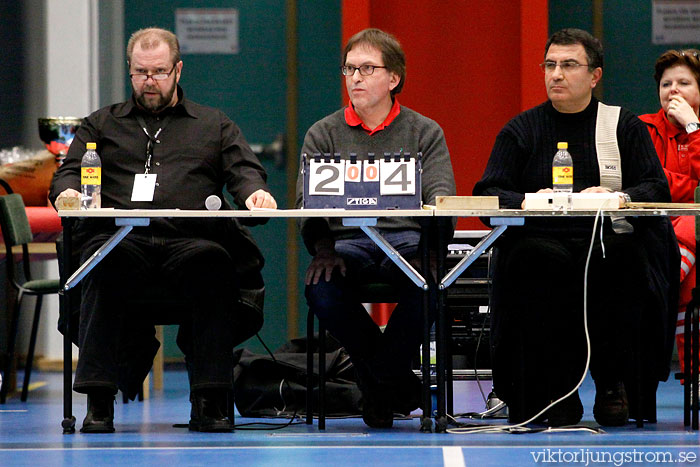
81, 167, 101, 185
552, 166, 573, 185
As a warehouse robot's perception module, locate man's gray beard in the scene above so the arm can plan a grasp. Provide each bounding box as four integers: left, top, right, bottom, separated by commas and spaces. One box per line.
136, 86, 175, 113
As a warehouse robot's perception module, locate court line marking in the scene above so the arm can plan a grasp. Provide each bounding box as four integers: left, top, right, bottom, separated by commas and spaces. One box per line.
1, 444, 699, 453
0, 446, 445, 452
443, 446, 466, 467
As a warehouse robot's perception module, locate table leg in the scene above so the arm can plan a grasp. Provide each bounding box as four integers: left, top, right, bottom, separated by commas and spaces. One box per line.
60, 218, 75, 434
419, 218, 432, 433
435, 218, 448, 433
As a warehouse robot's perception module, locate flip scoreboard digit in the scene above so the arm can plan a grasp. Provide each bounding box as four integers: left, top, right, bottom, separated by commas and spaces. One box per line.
302, 152, 422, 209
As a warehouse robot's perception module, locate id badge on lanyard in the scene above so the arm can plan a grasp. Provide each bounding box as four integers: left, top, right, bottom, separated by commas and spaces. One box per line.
131, 115, 167, 202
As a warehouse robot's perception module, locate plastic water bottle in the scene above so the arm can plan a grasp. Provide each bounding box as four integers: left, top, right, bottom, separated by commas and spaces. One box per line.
552, 142, 573, 192
81, 142, 101, 209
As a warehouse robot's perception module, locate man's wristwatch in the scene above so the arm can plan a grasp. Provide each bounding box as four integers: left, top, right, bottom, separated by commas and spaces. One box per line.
686, 122, 700, 134
618, 192, 631, 207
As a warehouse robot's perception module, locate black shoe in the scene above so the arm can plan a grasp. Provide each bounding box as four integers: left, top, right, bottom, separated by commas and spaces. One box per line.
189, 389, 233, 432
80, 391, 115, 433
545, 391, 583, 427
593, 381, 629, 426
392, 372, 422, 416
361, 388, 393, 428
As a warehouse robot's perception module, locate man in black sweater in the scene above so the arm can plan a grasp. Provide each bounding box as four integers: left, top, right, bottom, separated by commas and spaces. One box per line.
474, 29, 678, 427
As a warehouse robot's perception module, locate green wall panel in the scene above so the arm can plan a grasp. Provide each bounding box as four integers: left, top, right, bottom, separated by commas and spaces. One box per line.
549, 1, 698, 115
123, 0, 340, 356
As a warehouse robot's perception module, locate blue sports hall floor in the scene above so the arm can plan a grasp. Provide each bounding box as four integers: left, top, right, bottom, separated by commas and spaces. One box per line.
1, 368, 699, 466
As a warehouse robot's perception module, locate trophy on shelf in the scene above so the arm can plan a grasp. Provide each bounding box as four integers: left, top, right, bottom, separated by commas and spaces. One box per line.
0, 117, 82, 205
38, 116, 82, 167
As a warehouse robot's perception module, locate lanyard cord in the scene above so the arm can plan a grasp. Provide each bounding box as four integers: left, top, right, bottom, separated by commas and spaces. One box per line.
135, 114, 171, 174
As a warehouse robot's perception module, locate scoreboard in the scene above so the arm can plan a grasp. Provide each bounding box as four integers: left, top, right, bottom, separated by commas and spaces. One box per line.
302, 152, 422, 210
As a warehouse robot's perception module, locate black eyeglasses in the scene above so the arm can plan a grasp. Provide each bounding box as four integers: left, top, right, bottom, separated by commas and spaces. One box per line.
340, 65, 387, 76
540, 60, 590, 73
130, 66, 177, 83
680, 50, 699, 59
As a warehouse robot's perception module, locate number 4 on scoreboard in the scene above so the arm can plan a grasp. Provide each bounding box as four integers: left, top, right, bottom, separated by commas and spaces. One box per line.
380, 159, 416, 195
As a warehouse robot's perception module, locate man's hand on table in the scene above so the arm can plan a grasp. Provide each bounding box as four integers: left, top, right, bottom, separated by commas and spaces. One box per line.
581, 186, 628, 208
245, 189, 277, 209
55, 188, 81, 211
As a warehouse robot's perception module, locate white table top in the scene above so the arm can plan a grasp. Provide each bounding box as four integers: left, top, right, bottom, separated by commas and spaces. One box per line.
57, 206, 700, 219
433, 207, 700, 217
57, 208, 433, 219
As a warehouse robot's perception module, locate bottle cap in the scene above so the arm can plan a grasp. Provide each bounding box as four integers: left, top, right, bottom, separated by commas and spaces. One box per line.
86, 142, 97, 150
557, 142, 568, 149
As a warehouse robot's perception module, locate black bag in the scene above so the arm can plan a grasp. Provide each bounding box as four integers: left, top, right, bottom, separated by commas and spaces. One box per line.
233, 335, 362, 417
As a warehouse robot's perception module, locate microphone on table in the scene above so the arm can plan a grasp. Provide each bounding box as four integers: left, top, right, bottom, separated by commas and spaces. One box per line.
205, 195, 222, 211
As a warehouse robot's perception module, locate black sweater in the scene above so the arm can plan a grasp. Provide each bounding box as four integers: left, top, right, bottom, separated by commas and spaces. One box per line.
473, 98, 671, 236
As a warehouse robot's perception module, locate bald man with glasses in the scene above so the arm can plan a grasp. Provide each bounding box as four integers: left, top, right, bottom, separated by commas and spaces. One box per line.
50, 27, 276, 434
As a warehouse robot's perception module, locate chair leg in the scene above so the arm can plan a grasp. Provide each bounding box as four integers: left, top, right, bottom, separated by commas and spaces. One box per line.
685, 300, 694, 427
1, 291, 23, 404
306, 310, 314, 425
693, 306, 699, 430
228, 388, 235, 427
21, 295, 43, 402
153, 325, 164, 391
318, 321, 326, 431
635, 301, 643, 428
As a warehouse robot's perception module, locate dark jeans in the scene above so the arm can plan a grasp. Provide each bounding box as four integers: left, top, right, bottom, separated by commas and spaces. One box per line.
305, 230, 431, 390
490, 231, 652, 420
73, 232, 239, 394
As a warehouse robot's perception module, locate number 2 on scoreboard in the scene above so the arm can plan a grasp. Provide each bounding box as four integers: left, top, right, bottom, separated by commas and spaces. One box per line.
308, 159, 345, 195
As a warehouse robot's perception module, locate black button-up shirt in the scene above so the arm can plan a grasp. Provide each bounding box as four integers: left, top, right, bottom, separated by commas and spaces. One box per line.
49, 87, 269, 265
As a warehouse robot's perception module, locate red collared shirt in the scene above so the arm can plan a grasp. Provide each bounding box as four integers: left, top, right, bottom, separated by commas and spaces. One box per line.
344, 98, 401, 135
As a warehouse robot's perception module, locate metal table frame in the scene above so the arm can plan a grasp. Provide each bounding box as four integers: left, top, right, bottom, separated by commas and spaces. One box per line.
431, 207, 700, 432
57, 208, 433, 434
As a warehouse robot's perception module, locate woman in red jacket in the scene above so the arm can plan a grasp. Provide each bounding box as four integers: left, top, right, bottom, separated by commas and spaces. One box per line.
640, 49, 700, 376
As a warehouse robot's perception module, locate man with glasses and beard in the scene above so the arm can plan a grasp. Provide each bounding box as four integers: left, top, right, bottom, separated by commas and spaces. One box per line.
50, 27, 276, 433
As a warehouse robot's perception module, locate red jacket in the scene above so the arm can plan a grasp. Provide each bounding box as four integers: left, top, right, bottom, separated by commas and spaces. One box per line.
640, 109, 700, 256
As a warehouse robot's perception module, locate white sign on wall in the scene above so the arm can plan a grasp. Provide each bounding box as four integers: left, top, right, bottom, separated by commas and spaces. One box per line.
176, 8, 239, 54
652, 0, 700, 44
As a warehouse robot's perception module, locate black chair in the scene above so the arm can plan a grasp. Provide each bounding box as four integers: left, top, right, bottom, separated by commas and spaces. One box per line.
0, 194, 60, 403
678, 186, 700, 429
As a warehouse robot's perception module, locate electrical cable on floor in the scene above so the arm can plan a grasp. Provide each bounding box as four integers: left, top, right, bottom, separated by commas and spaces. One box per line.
447, 207, 607, 435
174, 332, 305, 430
471, 249, 494, 406
473, 307, 490, 405
451, 247, 507, 421
231, 333, 305, 430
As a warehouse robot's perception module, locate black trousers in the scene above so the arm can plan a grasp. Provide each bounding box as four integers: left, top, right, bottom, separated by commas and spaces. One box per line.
73, 232, 239, 395
490, 230, 652, 421
305, 230, 434, 391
